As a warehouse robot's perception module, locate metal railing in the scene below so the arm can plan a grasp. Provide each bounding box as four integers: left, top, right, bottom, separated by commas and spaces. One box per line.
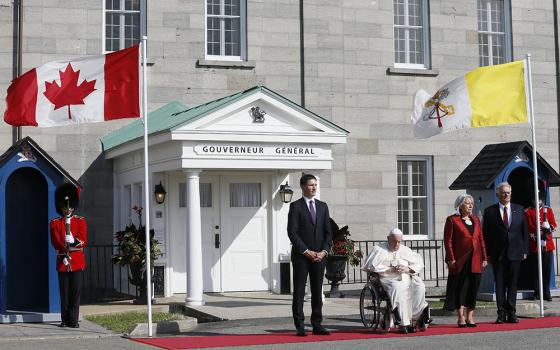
335, 238, 560, 287
334, 239, 447, 287
82, 244, 138, 303
83, 238, 560, 303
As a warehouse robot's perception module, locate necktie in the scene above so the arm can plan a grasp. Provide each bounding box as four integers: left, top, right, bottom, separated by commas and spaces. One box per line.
503, 206, 509, 229
309, 200, 317, 224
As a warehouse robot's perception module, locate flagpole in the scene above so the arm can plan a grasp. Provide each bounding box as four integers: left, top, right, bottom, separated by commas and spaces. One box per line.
526, 53, 544, 317
141, 35, 153, 336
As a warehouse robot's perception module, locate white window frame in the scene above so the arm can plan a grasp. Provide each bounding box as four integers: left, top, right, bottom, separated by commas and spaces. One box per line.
132, 182, 143, 226
477, 0, 512, 66
122, 184, 132, 228
396, 156, 434, 240
205, 0, 247, 61
102, 0, 142, 53
393, 0, 430, 69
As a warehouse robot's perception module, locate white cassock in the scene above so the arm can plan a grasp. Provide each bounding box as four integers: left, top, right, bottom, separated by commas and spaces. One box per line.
361, 242, 428, 326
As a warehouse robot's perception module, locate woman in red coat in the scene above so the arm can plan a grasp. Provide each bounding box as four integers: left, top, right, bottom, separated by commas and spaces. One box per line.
443, 194, 488, 327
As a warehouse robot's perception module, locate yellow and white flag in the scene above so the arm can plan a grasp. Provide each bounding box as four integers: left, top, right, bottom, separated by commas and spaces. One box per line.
411, 60, 528, 139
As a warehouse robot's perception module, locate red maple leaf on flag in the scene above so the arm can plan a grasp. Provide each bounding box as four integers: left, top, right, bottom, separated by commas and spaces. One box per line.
43, 63, 97, 119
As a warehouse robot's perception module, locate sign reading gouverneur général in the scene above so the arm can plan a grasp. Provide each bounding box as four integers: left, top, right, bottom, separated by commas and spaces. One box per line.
194, 144, 320, 157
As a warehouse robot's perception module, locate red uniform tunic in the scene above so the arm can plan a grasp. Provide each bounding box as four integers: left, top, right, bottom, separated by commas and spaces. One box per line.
525, 206, 556, 253
443, 214, 488, 275
50, 215, 87, 272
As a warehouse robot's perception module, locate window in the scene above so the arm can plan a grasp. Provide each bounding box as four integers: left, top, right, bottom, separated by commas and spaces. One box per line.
477, 0, 512, 66
179, 183, 213, 208
206, 0, 247, 60
230, 183, 261, 207
104, 0, 142, 52
123, 185, 132, 226
393, 0, 430, 69
397, 156, 433, 238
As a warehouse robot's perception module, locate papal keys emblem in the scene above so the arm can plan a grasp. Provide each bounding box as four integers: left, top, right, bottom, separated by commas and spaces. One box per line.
422, 88, 455, 128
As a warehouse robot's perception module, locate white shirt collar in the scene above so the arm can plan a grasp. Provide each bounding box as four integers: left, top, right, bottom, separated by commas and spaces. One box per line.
303, 196, 315, 206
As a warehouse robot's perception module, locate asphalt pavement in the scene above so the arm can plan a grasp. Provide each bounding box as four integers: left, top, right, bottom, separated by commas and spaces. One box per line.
1, 288, 560, 349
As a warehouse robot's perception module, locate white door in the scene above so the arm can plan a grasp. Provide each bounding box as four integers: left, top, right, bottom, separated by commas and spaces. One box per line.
200, 176, 221, 292
169, 173, 221, 293
219, 175, 270, 291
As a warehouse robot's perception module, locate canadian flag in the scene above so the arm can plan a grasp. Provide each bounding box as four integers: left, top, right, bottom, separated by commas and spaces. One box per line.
4, 45, 140, 127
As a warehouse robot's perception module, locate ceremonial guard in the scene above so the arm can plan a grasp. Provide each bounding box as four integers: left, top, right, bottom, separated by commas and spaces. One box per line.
50, 183, 87, 328
525, 197, 557, 301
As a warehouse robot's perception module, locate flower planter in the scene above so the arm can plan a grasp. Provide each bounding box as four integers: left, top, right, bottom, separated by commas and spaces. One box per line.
325, 256, 347, 298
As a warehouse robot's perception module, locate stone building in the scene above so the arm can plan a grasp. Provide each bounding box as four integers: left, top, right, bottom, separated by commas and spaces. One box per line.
0, 1, 558, 297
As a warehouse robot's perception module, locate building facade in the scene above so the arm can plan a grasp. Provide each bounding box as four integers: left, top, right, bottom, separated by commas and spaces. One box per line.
0, 1, 559, 296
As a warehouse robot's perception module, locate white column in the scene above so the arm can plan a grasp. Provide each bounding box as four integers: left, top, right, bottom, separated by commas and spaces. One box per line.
185, 169, 205, 306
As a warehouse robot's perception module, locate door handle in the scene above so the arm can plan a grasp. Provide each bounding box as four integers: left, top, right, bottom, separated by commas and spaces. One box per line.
214, 233, 220, 249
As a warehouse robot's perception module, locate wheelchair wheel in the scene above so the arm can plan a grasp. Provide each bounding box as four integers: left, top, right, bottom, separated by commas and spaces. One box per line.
359, 285, 376, 328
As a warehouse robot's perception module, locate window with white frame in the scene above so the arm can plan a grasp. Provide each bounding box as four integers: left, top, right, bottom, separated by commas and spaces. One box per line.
179, 183, 213, 208
104, 0, 142, 52
393, 0, 430, 69
206, 0, 246, 60
397, 156, 433, 238
477, 0, 512, 66
123, 184, 132, 226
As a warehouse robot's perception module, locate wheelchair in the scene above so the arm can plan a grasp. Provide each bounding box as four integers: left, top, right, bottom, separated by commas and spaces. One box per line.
359, 272, 392, 332
359, 272, 430, 333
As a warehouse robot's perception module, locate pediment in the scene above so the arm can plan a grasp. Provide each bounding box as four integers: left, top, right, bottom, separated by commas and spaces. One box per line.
170, 88, 347, 142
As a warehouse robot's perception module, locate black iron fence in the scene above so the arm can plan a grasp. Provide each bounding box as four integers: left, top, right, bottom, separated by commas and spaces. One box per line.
83, 238, 560, 303
334, 237, 560, 287
82, 244, 138, 303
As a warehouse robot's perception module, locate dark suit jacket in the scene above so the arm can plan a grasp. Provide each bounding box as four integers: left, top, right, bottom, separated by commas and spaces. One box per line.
483, 202, 529, 262
287, 197, 332, 259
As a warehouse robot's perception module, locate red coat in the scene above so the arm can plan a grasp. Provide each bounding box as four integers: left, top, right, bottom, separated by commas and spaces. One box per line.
525, 206, 556, 253
444, 214, 487, 275
50, 215, 87, 272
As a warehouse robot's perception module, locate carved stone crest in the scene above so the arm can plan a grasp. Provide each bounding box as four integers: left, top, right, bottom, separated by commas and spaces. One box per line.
250, 106, 266, 123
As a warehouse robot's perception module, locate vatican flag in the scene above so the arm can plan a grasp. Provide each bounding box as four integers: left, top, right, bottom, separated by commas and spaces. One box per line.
411, 60, 528, 139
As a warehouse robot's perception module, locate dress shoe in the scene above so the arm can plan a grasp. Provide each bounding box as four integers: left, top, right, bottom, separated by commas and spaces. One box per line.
495, 316, 504, 324
407, 325, 417, 333
545, 295, 553, 302
506, 315, 519, 324
312, 326, 330, 335
68, 323, 79, 328
296, 328, 307, 337
398, 326, 408, 334
465, 322, 477, 328
58, 322, 66, 328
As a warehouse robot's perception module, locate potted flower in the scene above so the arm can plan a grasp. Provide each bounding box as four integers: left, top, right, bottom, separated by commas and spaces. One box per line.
325, 218, 363, 298
112, 206, 163, 304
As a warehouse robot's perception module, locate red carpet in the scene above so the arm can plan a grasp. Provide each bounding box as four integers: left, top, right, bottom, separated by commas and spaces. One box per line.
133, 316, 560, 350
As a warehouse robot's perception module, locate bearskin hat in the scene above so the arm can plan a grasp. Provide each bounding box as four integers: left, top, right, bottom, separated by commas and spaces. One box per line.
55, 183, 80, 215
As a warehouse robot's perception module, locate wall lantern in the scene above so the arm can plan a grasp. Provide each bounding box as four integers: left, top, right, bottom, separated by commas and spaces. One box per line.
154, 181, 167, 204
279, 182, 294, 203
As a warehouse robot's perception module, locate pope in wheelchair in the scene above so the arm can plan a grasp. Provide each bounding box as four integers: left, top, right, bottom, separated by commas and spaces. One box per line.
361, 228, 431, 333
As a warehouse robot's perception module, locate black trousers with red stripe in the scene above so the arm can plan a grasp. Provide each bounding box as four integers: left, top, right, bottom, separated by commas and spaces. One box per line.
58, 270, 83, 326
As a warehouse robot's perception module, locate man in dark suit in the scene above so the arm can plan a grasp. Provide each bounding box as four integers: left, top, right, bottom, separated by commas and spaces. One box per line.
483, 182, 529, 324
287, 174, 332, 336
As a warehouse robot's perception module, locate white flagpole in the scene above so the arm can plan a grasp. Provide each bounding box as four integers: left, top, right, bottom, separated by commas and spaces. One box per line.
141, 35, 153, 336
526, 53, 544, 317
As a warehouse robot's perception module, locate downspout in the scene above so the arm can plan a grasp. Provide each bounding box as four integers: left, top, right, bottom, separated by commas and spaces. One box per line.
12, 0, 23, 144
554, 0, 560, 172
299, 0, 305, 107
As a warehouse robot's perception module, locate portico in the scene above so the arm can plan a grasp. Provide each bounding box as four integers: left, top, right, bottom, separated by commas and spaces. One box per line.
102, 86, 347, 305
